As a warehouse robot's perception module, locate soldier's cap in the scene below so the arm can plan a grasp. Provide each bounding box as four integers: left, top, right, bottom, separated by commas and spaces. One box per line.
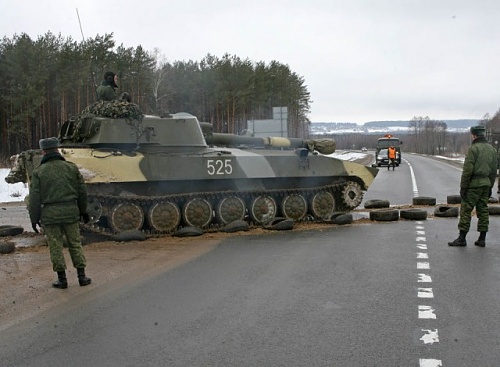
470, 125, 486, 136
39, 137, 59, 150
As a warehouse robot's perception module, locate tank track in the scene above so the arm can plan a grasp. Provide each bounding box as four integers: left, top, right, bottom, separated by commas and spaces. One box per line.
80, 180, 363, 239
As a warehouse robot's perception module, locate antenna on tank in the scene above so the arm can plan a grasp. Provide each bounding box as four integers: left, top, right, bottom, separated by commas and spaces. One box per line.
76, 8, 98, 95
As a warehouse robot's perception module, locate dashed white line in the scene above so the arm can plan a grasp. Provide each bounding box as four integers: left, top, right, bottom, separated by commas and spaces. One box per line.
418, 288, 434, 298
420, 329, 440, 344
419, 359, 442, 367
412, 216, 442, 365
418, 274, 432, 283
418, 305, 437, 319
417, 262, 430, 269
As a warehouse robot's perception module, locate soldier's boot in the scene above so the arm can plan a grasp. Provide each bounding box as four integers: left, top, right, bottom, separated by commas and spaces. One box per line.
52, 271, 68, 289
474, 231, 486, 247
77, 268, 92, 286
448, 231, 467, 246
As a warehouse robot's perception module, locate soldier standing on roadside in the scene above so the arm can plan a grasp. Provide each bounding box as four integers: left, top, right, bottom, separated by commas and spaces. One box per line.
28, 137, 92, 289
448, 126, 497, 247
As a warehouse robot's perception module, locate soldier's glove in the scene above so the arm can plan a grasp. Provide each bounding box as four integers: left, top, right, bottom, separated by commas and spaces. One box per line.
32, 222, 40, 233
81, 213, 90, 224
460, 188, 467, 200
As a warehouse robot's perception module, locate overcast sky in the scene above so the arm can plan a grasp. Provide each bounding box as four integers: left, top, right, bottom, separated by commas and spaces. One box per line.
2, 0, 500, 123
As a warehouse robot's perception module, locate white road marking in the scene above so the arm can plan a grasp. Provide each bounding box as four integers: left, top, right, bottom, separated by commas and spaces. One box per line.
416, 237, 426, 242
419, 358, 442, 366
419, 305, 437, 319
420, 329, 440, 344
416, 230, 426, 235
417, 244, 428, 250
417, 252, 429, 259
418, 274, 432, 283
406, 160, 419, 196
417, 262, 430, 269
418, 288, 434, 298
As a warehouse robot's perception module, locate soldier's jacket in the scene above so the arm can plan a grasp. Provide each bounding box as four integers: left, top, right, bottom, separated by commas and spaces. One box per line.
96, 83, 117, 102
460, 136, 497, 189
28, 152, 87, 225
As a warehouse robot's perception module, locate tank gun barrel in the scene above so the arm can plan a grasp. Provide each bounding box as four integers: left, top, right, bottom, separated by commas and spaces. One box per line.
200, 122, 336, 155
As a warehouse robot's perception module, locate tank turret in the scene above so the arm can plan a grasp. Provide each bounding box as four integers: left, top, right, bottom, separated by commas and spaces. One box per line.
6, 105, 378, 236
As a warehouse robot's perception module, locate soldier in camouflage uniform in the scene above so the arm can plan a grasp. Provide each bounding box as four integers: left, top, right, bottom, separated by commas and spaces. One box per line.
96, 71, 118, 101
449, 125, 497, 247
28, 137, 92, 289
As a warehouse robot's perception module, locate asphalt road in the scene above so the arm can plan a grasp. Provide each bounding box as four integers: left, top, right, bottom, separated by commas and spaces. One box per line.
2, 154, 500, 367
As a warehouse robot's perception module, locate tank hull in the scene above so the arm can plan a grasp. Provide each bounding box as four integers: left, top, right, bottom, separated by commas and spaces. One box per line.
5, 111, 378, 235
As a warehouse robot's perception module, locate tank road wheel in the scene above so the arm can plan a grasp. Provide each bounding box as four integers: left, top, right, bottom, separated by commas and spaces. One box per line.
147, 202, 181, 232
217, 196, 246, 225
183, 198, 213, 228
311, 192, 335, 219
250, 195, 277, 224
281, 194, 308, 221
86, 196, 102, 223
340, 181, 363, 210
110, 202, 145, 233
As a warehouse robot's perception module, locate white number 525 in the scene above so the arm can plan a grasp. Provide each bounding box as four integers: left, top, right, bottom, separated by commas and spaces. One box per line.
207, 159, 233, 175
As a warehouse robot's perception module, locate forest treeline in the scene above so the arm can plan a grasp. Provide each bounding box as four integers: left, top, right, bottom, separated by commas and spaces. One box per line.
0, 32, 312, 161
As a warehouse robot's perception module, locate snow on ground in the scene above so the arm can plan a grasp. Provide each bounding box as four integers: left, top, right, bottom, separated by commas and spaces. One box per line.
0, 169, 28, 204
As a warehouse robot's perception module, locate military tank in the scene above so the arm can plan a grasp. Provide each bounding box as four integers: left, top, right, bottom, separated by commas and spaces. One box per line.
5, 104, 378, 235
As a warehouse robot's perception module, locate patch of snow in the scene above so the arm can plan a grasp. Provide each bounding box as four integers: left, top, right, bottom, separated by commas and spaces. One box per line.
0, 169, 29, 203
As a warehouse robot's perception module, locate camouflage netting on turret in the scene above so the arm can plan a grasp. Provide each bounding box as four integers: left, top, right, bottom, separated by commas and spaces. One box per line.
305, 138, 336, 155
83, 100, 144, 121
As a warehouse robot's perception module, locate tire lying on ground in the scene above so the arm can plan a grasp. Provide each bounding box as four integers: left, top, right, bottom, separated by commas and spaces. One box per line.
447, 195, 462, 205
400, 208, 427, 220
369, 209, 399, 222
329, 212, 354, 225
434, 205, 459, 218
173, 226, 204, 237
264, 217, 294, 231
0, 225, 24, 237
0, 240, 16, 254
364, 199, 390, 209
488, 206, 500, 215
412, 196, 436, 206
221, 220, 250, 233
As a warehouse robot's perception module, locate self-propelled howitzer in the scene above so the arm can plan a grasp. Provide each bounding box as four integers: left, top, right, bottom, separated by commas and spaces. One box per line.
6, 110, 378, 235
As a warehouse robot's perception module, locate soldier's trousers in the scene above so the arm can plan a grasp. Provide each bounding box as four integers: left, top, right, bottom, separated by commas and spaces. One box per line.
458, 186, 490, 233
44, 222, 87, 272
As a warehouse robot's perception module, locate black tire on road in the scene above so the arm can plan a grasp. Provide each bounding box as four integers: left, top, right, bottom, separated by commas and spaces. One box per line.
412, 196, 436, 206
173, 226, 204, 237
221, 220, 250, 233
264, 217, 294, 231
332, 213, 353, 225
488, 205, 500, 215
364, 199, 390, 209
400, 208, 427, 220
0, 240, 16, 254
369, 209, 399, 222
0, 225, 24, 237
434, 205, 459, 218
447, 195, 462, 204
